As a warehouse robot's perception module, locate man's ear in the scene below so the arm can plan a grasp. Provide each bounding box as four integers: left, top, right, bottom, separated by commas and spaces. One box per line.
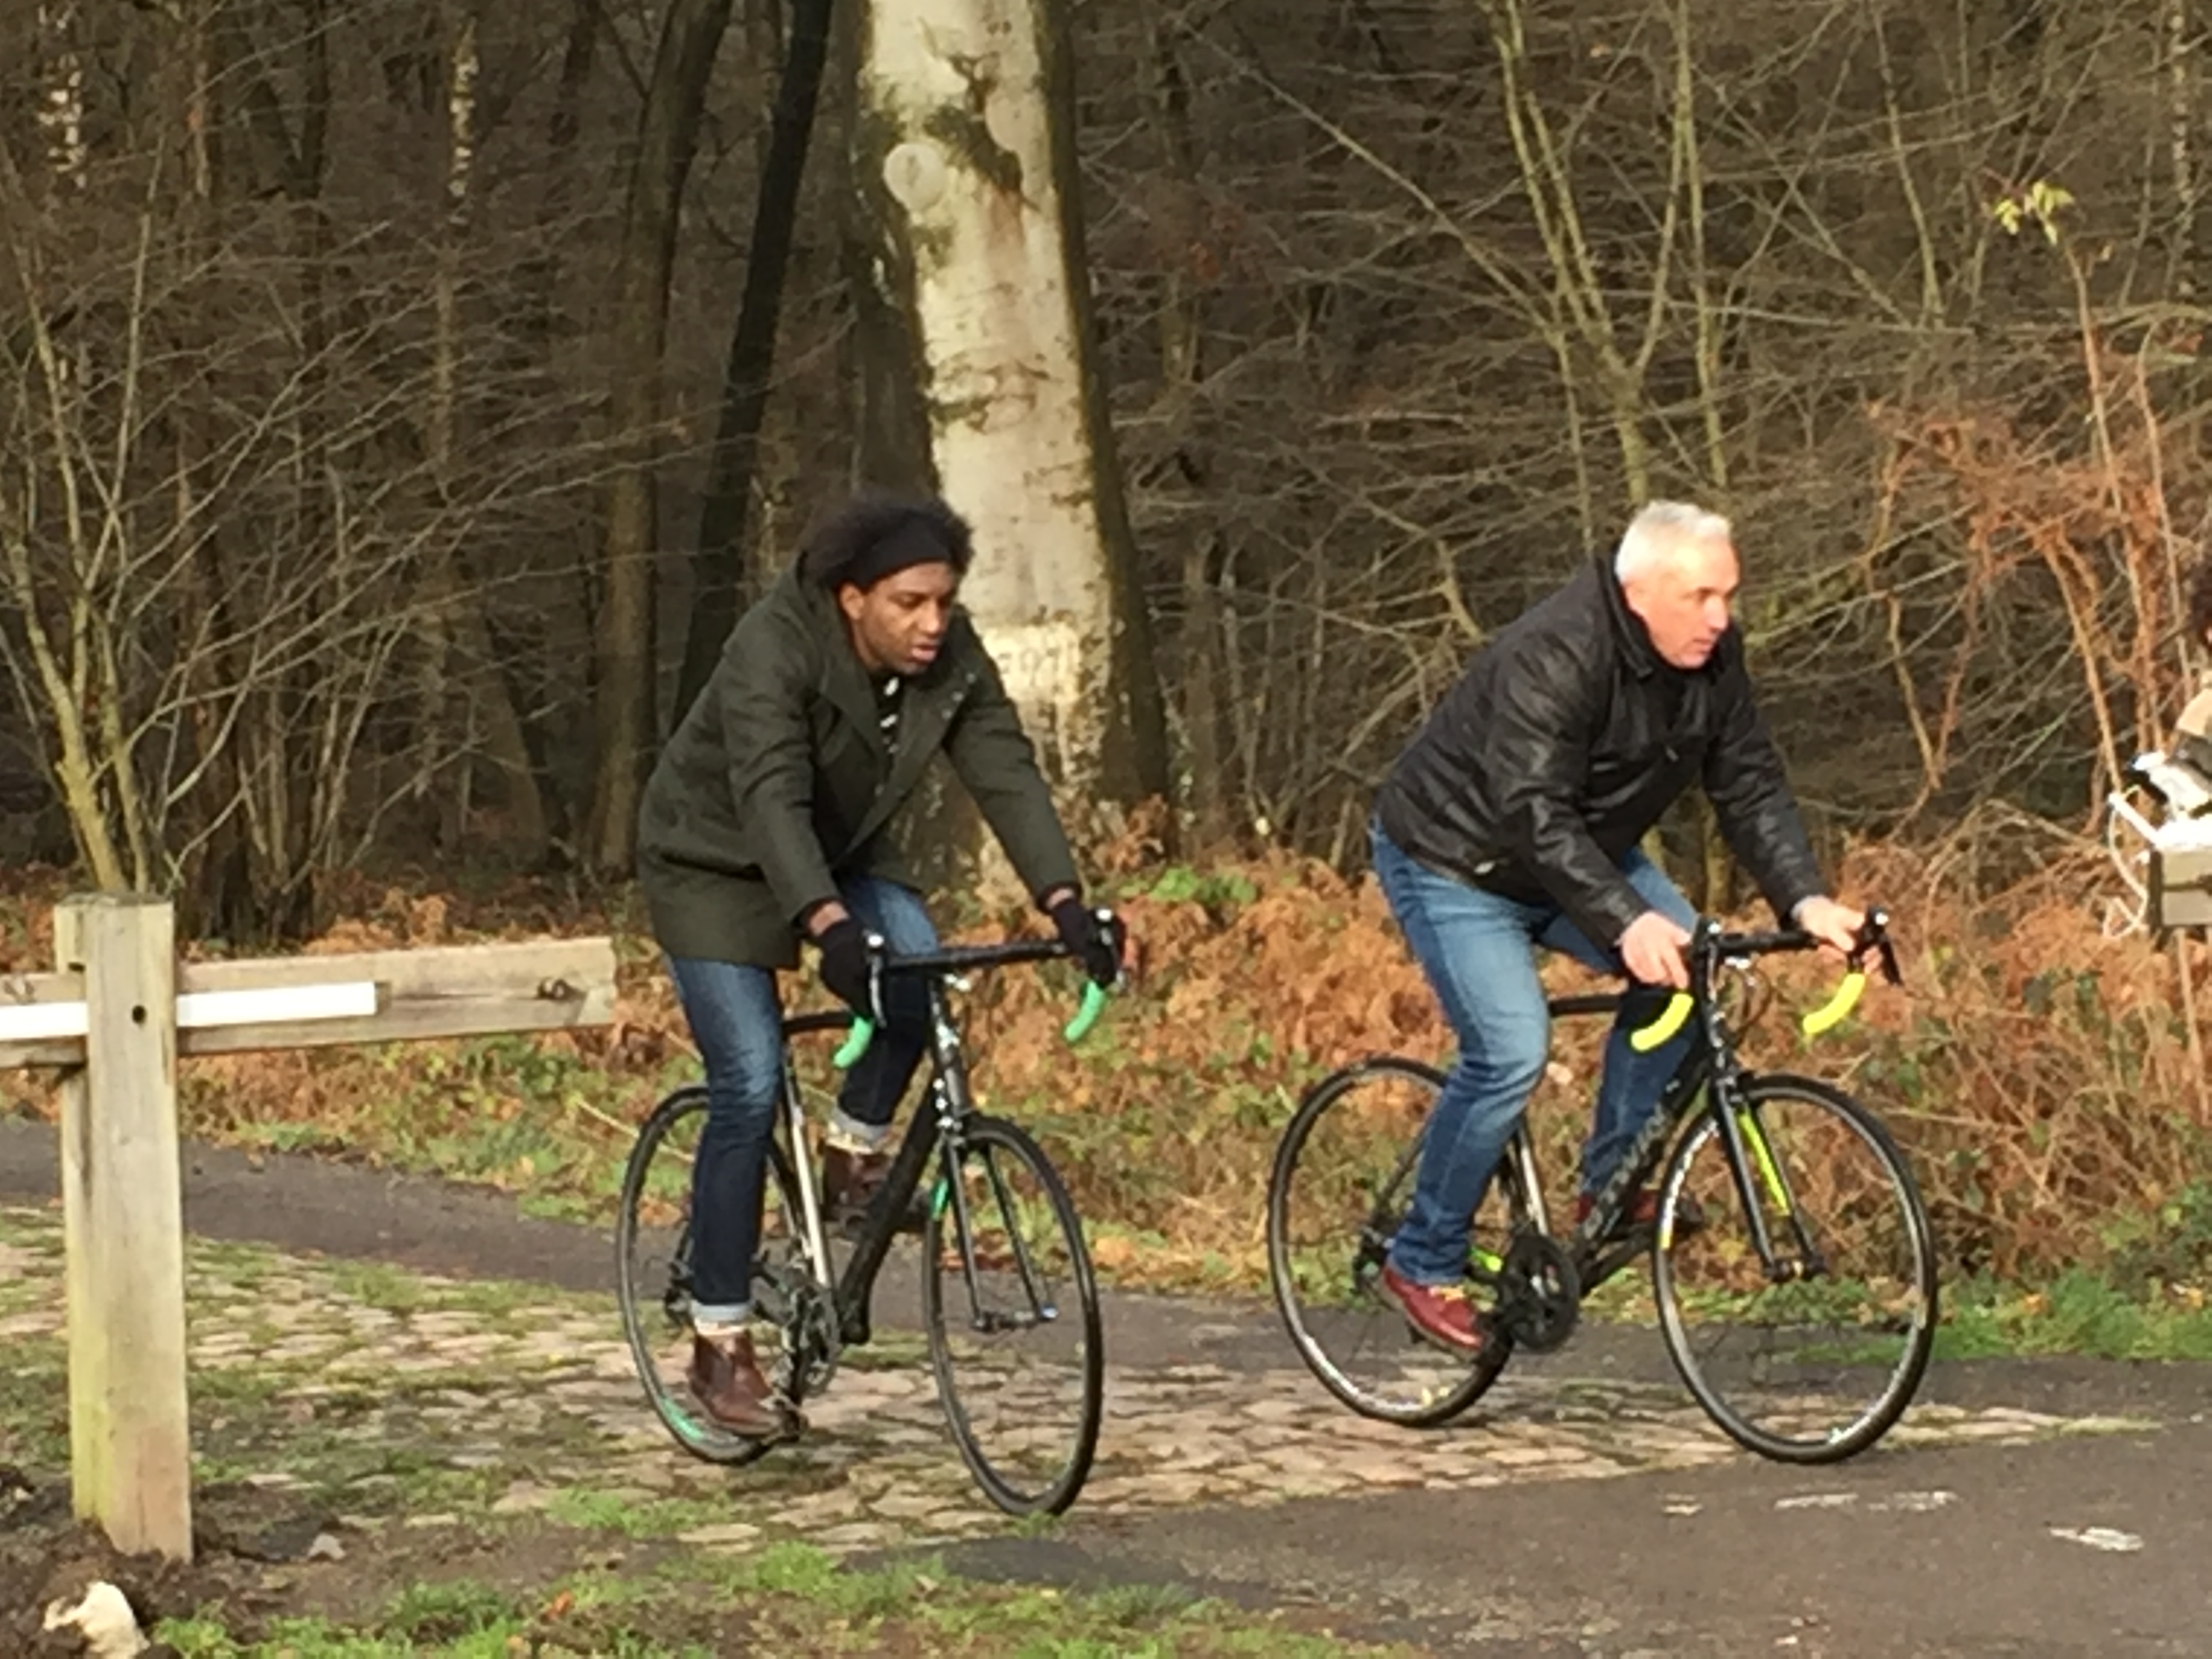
836, 582, 865, 623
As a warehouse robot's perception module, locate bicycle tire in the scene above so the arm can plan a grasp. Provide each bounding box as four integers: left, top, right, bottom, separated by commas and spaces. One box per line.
922, 1114, 1104, 1515
1266, 1056, 1522, 1427
1652, 1073, 1938, 1465
615, 1084, 804, 1466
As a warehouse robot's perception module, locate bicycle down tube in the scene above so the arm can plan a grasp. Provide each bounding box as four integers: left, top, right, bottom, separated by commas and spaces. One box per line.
821, 930, 1115, 1345
1601, 912, 1901, 1280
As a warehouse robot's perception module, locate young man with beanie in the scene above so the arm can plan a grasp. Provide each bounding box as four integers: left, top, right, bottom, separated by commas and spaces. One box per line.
636, 490, 1121, 1437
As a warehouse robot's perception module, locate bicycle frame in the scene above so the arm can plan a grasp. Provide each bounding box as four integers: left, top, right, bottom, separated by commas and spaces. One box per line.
777, 979, 976, 1356
774, 927, 1113, 1364
1553, 915, 1893, 1292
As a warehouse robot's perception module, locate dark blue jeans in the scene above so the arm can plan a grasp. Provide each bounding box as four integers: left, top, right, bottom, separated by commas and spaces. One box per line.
1370, 822, 1697, 1286
668, 877, 939, 1326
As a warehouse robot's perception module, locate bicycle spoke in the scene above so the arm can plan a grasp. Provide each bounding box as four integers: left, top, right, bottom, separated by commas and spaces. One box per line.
615, 1086, 813, 1465
1267, 1058, 1517, 1426
924, 1118, 1103, 1515
1654, 1076, 1937, 1463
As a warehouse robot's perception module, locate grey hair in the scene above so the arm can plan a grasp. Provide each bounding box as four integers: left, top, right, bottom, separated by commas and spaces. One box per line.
1614, 501, 1733, 581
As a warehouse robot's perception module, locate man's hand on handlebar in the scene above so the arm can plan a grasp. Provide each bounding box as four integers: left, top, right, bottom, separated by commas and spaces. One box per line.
1620, 897, 1883, 994
813, 915, 882, 1019
1793, 895, 1866, 962
1042, 886, 1123, 989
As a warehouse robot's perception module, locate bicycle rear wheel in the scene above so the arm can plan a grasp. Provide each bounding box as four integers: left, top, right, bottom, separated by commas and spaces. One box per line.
1652, 1073, 1938, 1464
922, 1115, 1103, 1515
615, 1085, 806, 1465
1267, 1057, 1525, 1427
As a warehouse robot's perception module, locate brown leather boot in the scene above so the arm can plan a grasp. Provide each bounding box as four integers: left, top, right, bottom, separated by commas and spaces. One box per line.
685, 1332, 786, 1437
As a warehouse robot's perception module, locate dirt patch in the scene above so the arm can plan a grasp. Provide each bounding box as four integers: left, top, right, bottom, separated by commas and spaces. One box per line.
0, 1472, 308, 1654
0, 1463, 1402, 1657
0, 1468, 728, 1656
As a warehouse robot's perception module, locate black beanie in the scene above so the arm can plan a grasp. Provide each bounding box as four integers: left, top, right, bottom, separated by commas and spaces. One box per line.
840, 518, 957, 591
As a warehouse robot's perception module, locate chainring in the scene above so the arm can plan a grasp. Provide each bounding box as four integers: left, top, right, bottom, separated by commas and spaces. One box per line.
1496, 1231, 1582, 1353
760, 1268, 840, 1404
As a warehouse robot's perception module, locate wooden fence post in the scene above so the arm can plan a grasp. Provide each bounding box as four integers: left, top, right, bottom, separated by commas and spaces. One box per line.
54, 894, 192, 1561
1, 917, 613, 1563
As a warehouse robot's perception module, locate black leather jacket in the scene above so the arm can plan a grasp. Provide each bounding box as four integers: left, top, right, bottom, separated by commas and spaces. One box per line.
1373, 553, 1824, 949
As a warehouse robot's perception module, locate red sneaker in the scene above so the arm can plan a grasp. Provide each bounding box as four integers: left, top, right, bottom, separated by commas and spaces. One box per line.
1378, 1263, 1488, 1356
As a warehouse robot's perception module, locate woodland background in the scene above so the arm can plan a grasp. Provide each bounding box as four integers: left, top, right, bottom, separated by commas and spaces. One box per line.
3, 0, 2209, 1305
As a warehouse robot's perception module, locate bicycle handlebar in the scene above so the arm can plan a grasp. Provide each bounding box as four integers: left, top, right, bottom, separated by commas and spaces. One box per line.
829, 909, 1126, 1069
1624, 907, 1899, 1054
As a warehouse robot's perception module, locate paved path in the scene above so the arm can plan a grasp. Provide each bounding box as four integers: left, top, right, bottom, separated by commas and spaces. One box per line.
3, 1116, 2207, 1655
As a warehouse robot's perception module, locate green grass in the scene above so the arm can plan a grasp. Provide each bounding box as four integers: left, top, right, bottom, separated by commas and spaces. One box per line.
0, 1333, 65, 1467
1936, 1271, 2212, 1361
543, 1486, 735, 1540
152, 1547, 1411, 1658
696, 1543, 1407, 1656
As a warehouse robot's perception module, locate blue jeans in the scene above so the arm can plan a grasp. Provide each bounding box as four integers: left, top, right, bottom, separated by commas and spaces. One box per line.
1370, 822, 1698, 1286
668, 876, 939, 1325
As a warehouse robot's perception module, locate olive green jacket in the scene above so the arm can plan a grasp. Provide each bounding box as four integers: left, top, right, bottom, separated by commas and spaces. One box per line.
636, 567, 1079, 966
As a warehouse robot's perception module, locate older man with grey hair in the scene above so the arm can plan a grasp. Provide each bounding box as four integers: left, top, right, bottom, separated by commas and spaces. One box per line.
1366, 501, 1863, 1356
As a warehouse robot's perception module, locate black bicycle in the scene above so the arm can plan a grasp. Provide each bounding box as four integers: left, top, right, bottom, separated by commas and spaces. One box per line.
616, 920, 1118, 1515
1267, 909, 1939, 1465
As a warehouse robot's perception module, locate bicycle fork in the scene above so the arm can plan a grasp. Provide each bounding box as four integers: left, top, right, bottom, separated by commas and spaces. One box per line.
1706, 1090, 1828, 1284
929, 1071, 1060, 1338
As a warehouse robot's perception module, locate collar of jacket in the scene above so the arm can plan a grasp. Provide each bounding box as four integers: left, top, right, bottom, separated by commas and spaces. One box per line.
1591, 548, 1663, 680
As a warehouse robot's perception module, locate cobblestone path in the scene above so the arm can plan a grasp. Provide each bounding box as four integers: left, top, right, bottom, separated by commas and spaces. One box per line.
0, 1202, 2148, 1563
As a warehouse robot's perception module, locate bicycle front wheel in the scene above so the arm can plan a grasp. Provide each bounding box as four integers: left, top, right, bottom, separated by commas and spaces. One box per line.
615, 1085, 805, 1465
1267, 1057, 1522, 1427
922, 1115, 1103, 1516
1652, 1074, 1938, 1464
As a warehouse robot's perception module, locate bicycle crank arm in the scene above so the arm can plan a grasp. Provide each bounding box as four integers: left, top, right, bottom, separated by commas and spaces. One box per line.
1763, 1249, 1829, 1284
971, 1307, 1057, 1334
1496, 1232, 1582, 1353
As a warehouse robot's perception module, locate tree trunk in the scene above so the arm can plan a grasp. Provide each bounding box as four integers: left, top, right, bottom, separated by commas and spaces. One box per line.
35, 1, 87, 190
424, 0, 550, 865
1146, 3, 1223, 847
2171, 0, 2197, 294
586, 0, 735, 872
853, 0, 1169, 882
422, 0, 476, 846
1179, 533, 1230, 847
264, 0, 335, 941
675, 0, 838, 727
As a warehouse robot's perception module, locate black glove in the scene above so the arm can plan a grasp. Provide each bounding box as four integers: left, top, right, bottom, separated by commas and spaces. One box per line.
1045, 893, 1121, 989
815, 916, 880, 1017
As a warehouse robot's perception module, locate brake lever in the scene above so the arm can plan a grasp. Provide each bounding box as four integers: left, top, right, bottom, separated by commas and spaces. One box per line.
1094, 906, 1131, 989
1851, 907, 1902, 987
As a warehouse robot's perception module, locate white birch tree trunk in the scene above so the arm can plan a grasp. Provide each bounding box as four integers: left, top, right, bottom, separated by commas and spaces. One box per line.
856, 0, 1162, 832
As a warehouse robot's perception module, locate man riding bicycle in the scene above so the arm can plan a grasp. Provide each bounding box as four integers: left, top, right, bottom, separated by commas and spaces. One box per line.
1369, 501, 1863, 1356
636, 491, 1120, 1436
